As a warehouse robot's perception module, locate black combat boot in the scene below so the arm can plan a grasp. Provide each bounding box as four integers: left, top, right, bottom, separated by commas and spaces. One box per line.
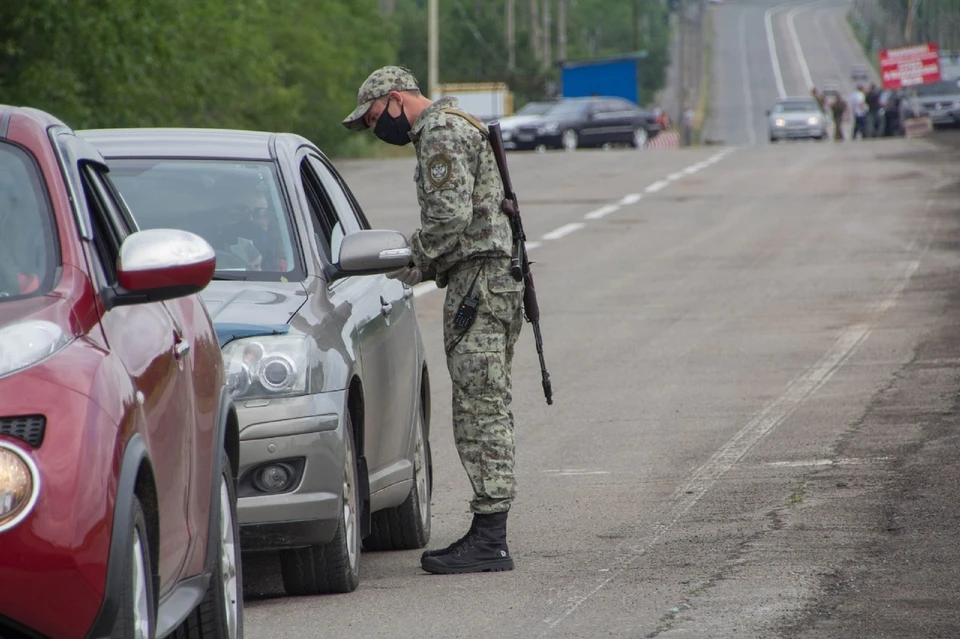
421, 515, 480, 560
420, 512, 514, 574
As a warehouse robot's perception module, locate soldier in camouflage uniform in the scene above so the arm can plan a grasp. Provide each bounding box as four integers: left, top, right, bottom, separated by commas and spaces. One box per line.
343, 66, 524, 575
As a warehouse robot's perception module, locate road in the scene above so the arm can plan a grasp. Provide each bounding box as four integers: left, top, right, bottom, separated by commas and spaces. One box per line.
240, 2, 960, 637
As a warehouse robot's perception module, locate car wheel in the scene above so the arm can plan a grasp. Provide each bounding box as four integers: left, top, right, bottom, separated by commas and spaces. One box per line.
362, 391, 432, 551
111, 497, 155, 639
280, 418, 361, 595
631, 127, 648, 148
172, 450, 243, 639
561, 129, 578, 151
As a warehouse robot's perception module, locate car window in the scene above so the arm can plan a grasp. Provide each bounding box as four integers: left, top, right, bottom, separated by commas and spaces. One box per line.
300, 154, 366, 263
549, 101, 590, 117
913, 80, 960, 96
108, 159, 302, 279
605, 98, 633, 113
307, 156, 364, 234
516, 102, 554, 116
81, 164, 132, 285
774, 101, 817, 112
0, 142, 58, 300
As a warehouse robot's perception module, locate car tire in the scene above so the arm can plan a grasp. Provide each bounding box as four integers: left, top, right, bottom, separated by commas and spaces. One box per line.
561, 129, 578, 151
111, 497, 155, 639
280, 418, 361, 595
173, 450, 243, 639
631, 127, 648, 148
362, 392, 432, 551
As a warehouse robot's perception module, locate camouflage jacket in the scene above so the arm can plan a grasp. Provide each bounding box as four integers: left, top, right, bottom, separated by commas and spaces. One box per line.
408, 97, 513, 287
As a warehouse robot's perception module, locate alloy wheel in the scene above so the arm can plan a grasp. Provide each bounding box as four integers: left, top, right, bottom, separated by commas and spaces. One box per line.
219, 478, 240, 638
132, 531, 150, 639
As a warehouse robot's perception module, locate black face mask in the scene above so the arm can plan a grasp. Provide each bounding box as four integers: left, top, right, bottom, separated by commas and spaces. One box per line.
374, 99, 412, 146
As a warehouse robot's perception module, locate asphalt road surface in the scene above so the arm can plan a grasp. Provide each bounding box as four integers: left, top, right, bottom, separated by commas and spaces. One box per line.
240, 2, 960, 637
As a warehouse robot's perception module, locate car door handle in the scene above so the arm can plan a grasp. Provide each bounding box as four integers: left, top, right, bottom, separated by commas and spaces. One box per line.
174, 333, 190, 359
380, 295, 393, 317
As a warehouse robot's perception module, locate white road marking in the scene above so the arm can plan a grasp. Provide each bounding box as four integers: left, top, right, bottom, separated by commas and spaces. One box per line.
542, 469, 612, 476
542, 222, 585, 241
765, 4, 787, 99
411, 152, 737, 299
739, 10, 757, 145
584, 204, 621, 220
541, 257, 922, 631
761, 457, 893, 468
787, 2, 823, 92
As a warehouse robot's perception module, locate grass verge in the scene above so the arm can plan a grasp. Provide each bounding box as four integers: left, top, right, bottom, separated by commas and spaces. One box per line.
846, 10, 880, 75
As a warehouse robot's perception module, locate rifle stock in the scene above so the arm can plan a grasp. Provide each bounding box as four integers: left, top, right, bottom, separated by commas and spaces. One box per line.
488, 121, 553, 406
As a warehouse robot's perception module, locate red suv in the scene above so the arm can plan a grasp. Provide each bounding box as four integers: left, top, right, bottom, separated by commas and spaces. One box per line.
0, 105, 243, 638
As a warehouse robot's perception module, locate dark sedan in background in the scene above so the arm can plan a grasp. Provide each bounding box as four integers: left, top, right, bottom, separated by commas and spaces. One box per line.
507, 96, 660, 151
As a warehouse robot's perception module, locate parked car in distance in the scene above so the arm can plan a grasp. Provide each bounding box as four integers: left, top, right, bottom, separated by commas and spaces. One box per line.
495, 100, 557, 150
510, 96, 660, 151
767, 96, 828, 142
81, 127, 434, 596
908, 78, 960, 127
851, 64, 870, 83
0, 107, 242, 638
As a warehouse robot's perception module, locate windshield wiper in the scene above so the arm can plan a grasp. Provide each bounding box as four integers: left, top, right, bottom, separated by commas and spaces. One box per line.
212, 273, 248, 281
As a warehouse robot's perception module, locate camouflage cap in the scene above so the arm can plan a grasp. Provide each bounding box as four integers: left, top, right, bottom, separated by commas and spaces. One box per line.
342, 66, 421, 131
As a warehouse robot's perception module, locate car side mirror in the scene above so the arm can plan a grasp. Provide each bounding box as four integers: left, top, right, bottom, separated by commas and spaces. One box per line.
327, 229, 414, 283
108, 229, 216, 308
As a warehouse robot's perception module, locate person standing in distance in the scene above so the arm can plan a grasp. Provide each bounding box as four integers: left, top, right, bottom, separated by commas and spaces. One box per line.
342, 66, 524, 575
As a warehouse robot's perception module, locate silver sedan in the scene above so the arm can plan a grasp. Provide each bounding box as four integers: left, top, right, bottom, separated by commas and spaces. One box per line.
81, 127, 434, 598
767, 97, 829, 142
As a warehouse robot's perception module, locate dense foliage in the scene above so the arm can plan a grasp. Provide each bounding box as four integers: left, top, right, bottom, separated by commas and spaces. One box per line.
0, 0, 671, 157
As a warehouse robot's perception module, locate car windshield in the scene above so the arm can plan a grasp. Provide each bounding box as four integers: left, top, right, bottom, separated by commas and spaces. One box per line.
548, 101, 590, 117
0, 142, 57, 301
912, 80, 960, 96
108, 159, 302, 280
516, 102, 555, 116
775, 101, 817, 112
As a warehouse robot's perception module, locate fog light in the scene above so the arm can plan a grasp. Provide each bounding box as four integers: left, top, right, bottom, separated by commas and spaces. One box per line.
0, 443, 40, 533
255, 464, 292, 493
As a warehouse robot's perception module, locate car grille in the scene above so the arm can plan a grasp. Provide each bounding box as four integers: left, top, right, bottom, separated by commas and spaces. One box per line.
0, 415, 46, 447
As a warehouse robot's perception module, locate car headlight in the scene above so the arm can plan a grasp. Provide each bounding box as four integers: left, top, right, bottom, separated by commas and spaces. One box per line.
538, 122, 559, 135
775, 118, 786, 127
807, 116, 821, 125
0, 442, 40, 533
222, 334, 313, 400
0, 320, 71, 380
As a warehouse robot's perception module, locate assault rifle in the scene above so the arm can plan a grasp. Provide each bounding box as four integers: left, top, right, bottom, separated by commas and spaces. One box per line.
487, 121, 553, 406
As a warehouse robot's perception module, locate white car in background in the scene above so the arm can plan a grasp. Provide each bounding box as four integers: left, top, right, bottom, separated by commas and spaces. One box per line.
767, 96, 828, 142
494, 100, 557, 149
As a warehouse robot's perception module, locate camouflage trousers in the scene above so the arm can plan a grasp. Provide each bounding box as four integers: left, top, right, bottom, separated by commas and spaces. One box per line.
442, 257, 524, 515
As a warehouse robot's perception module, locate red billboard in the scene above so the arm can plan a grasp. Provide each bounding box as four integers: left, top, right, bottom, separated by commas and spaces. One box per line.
879, 42, 942, 89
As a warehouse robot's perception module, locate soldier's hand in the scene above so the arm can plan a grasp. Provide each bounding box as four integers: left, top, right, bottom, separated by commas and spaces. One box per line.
386, 265, 422, 286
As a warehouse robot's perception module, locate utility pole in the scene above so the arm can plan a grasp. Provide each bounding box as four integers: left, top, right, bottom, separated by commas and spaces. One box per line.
506, 0, 516, 71
557, 0, 567, 62
531, 0, 542, 64
543, 0, 552, 70
428, 0, 439, 99
677, 0, 687, 146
